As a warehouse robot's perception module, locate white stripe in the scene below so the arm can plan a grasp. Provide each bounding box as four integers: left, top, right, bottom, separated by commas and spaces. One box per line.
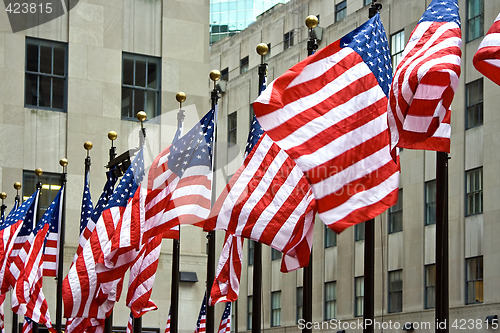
171, 184, 211, 200
478, 32, 500, 48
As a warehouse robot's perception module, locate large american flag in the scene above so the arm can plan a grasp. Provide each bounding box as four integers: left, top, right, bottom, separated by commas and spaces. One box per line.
473, 12, 500, 85
194, 295, 207, 333
253, 13, 399, 232
63, 148, 144, 320
217, 302, 231, 333
387, 0, 462, 153
22, 317, 33, 333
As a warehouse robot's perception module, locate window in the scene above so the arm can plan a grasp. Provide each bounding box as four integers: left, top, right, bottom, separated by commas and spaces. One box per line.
271, 248, 282, 261
335, 1, 347, 22
390, 30, 405, 71
263, 43, 272, 62
355, 222, 365, 241
324, 281, 336, 320
466, 167, 483, 216
228, 112, 237, 146
240, 56, 249, 74
466, 79, 483, 129
466, 256, 483, 304
425, 264, 436, 309
283, 30, 294, 50
220, 67, 229, 81
25, 38, 67, 111
388, 270, 402, 313
247, 296, 252, 330
425, 180, 437, 226
388, 189, 403, 233
296, 287, 303, 323
271, 291, 281, 327
467, 0, 484, 42
325, 225, 337, 248
364, 0, 372, 5
23, 170, 63, 217
248, 240, 254, 266
122, 52, 160, 120
354, 276, 364, 317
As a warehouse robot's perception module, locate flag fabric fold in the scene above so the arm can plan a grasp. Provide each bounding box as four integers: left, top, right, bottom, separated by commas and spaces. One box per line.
164, 308, 171, 333
194, 295, 207, 333
387, 0, 462, 153
217, 302, 231, 333
253, 13, 399, 232
473, 12, 500, 85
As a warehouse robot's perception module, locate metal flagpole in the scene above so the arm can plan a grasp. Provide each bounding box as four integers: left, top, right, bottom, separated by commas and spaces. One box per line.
301, 15, 318, 333
435, 151, 449, 333
251, 43, 268, 333
170, 92, 186, 333
206, 69, 220, 333
362, 4, 382, 333
55, 158, 68, 333
33, 168, 43, 333
133, 111, 147, 333
104, 131, 117, 333
11, 182, 21, 333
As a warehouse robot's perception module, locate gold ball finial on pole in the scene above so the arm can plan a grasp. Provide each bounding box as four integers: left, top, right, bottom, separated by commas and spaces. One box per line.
108, 131, 118, 142
14, 182, 21, 190
60, 158, 68, 167
0, 192, 6, 200
305, 15, 319, 29
35, 168, 43, 176
136, 111, 147, 123
176, 92, 186, 104
209, 70, 221, 82
256, 43, 269, 56
84, 141, 93, 151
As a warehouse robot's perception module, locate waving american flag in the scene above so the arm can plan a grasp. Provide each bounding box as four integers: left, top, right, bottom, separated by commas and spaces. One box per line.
473, 13, 500, 85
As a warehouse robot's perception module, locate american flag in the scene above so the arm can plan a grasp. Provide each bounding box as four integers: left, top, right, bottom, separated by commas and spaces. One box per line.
126, 312, 133, 333
245, 75, 266, 157
22, 317, 33, 333
253, 13, 400, 232
473, 12, 500, 86
194, 295, 207, 333
0, 200, 23, 283
64, 317, 104, 333
63, 148, 144, 320
164, 308, 171, 333
209, 234, 243, 305
387, 0, 462, 154
43, 185, 65, 277
217, 302, 231, 333
12, 187, 63, 332
0, 293, 5, 333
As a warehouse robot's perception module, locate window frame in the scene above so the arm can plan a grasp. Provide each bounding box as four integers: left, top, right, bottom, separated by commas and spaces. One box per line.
324, 225, 337, 248
271, 291, 281, 327
324, 281, 336, 320
355, 222, 365, 241
227, 111, 237, 146
121, 52, 161, 121
388, 270, 403, 313
465, 167, 483, 216
335, 1, 347, 22
425, 180, 437, 226
354, 276, 364, 317
465, 256, 483, 304
388, 189, 403, 233
390, 30, 405, 72
240, 56, 249, 74
271, 248, 282, 261
22, 170, 63, 218
247, 296, 252, 330
466, 0, 484, 42
283, 30, 294, 50
465, 78, 483, 129
424, 264, 436, 309
248, 240, 254, 266
296, 286, 303, 323
25, 37, 68, 112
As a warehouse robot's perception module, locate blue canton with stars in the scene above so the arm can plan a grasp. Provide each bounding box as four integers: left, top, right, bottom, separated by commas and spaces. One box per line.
106, 147, 145, 209
80, 172, 93, 235
0, 200, 20, 230
194, 294, 207, 332
91, 169, 118, 223
168, 106, 216, 178
245, 77, 266, 157
220, 302, 231, 321
11, 190, 39, 236
36, 186, 63, 234
419, 0, 461, 27
340, 13, 392, 97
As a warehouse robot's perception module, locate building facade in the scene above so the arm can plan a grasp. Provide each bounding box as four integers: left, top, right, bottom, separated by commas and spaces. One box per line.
210, 0, 500, 332
0, 0, 212, 332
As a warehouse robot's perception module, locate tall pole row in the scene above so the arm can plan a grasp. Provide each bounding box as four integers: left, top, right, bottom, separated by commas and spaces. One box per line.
33, 168, 43, 333
12, 182, 21, 333
56, 158, 68, 333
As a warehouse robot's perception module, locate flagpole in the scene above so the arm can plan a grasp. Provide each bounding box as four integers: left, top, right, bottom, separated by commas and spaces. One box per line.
435, 151, 449, 333
206, 69, 220, 333
251, 43, 268, 333
11, 182, 21, 333
300, 16, 318, 333
133, 111, 147, 333
104, 131, 117, 333
55, 158, 68, 333
33, 168, 43, 333
170, 93, 186, 333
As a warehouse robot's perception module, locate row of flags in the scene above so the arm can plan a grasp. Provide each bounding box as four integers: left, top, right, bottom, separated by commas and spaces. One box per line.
0, 0, 499, 332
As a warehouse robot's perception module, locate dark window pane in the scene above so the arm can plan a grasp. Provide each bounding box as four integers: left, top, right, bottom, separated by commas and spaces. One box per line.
53, 47, 65, 76
40, 45, 52, 74
121, 87, 133, 118
146, 91, 157, 120
123, 58, 134, 85
147, 62, 158, 89
39, 76, 52, 107
135, 59, 147, 87
25, 74, 38, 106
26, 43, 39, 72
52, 78, 64, 109
134, 89, 146, 114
